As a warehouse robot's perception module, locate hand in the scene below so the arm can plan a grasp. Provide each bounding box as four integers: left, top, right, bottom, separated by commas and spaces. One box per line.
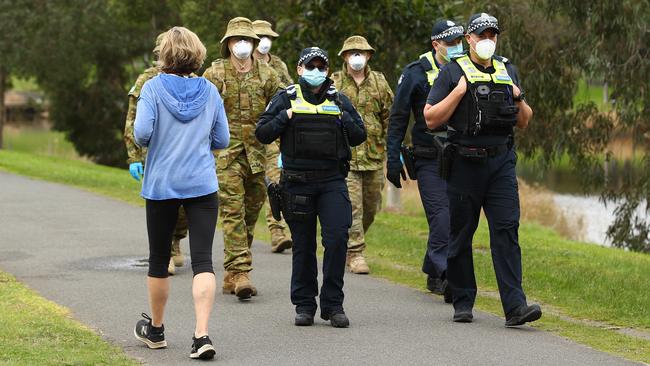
512, 84, 522, 99
454, 76, 467, 96
129, 162, 144, 181
386, 162, 404, 189
285, 108, 293, 119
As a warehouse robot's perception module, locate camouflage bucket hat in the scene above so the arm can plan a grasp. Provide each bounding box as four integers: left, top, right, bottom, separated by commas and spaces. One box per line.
338, 35, 375, 56
220, 17, 260, 57
252, 20, 279, 38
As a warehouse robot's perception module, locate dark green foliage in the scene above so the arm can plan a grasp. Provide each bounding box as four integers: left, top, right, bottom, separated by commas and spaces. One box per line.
4, 0, 649, 250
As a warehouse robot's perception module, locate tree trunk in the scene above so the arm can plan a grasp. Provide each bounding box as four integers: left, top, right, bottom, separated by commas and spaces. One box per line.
0, 67, 5, 149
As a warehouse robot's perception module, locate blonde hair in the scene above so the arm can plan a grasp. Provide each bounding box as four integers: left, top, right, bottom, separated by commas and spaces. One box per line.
159, 26, 206, 74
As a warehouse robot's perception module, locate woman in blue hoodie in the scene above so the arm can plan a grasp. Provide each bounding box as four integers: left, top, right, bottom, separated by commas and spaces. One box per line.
133, 26, 229, 360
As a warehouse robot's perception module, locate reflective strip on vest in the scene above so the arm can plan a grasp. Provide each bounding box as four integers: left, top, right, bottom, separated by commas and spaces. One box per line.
289, 84, 341, 115
419, 51, 440, 86
456, 55, 513, 85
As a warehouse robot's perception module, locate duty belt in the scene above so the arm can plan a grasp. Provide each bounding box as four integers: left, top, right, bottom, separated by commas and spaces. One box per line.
454, 144, 509, 159
412, 145, 438, 159
281, 168, 342, 183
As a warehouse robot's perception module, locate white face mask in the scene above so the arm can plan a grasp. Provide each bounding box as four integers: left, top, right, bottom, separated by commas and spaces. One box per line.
232, 40, 253, 60
474, 39, 496, 60
257, 37, 272, 54
348, 53, 367, 71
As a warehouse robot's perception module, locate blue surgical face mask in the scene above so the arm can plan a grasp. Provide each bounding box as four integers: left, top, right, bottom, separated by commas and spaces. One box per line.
301, 68, 327, 87
443, 43, 464, 62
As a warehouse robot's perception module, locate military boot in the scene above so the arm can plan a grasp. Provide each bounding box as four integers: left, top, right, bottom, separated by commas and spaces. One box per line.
171, 239, 184, 267
232, 272, 254, 299
223, 271, 257, 296
270, 228, 292, 253
347, 253, 370, 274
167, 258, 175, 276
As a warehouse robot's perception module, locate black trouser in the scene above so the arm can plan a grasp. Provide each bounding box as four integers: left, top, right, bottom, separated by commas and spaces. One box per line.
446, 148, 527, 315
415, 156, 449, 279
283, 177, 352, 316
145, 192, 218, 278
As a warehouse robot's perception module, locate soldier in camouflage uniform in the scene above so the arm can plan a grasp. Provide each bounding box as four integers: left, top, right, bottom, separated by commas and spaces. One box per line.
252, 20, 293, 253
203, 17, 284, 299
123, 32, 188, 276
331, 36, 394, 274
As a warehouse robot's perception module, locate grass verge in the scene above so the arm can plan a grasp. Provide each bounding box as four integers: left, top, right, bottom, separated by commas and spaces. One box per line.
1, 148, 649, 364
0, 271, 137, 365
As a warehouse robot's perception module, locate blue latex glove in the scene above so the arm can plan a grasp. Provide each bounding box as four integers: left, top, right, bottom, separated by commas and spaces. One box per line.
129, 162, 144, 181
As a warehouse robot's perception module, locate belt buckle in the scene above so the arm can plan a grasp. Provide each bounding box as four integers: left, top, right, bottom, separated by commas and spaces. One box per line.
465, 147, 487, 159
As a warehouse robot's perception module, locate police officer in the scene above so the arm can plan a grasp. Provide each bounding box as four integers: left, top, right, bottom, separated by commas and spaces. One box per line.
385, 19, 465, 302
331, 36, 393, 274
203, 17, 283, 299
424, 13, 541, 326
252, 19, 294, 253
256, 47, 366, 327
123, 32, 188, 276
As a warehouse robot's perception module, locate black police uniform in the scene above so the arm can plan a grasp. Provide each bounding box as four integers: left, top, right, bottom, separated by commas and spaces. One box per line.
386, 51, 450, 288
427, 53, 528, 316
256, 77, 366, 319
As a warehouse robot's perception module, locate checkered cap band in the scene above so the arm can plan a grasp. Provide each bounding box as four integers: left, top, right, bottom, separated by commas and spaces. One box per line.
431, 25, 464, 40
298, 49, 329, 65
467, 15, 499, 33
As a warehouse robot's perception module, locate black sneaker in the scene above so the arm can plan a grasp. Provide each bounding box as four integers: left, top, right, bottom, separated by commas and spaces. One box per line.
133, 313, 167, 349
453, 308, 473, 323
190, 335, 216, 359
321, 311, 350, 328
505, 304, 542, 327
294, 313, 314, 326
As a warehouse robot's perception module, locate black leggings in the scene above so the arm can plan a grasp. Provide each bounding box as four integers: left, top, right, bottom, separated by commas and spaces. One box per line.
146, 192, 218, 278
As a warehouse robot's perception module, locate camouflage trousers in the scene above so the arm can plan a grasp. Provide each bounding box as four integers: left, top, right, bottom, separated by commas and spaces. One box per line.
218, 152, 266, 273
346, 169, 384, 254
264, 142, 288, 232
173, 206, 188, 241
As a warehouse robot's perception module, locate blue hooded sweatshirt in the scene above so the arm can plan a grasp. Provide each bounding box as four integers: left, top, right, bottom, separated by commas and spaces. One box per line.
134, 73, 230, 200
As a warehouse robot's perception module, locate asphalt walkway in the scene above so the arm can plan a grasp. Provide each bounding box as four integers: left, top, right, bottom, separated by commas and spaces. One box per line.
0, 172, 639, 365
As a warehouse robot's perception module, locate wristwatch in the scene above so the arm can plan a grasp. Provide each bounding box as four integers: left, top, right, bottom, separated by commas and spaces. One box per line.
513, 91, 525, 102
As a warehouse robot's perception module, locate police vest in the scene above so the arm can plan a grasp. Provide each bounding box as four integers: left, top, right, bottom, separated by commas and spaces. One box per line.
449, 55, 519, 136
419, 52, 440, 86
280, 84, 351, 170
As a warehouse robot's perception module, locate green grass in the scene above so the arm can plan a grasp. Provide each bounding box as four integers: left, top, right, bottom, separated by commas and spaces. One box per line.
2, 138, 650, 363
3, 127, 81, 161
0, 149, 143, 207
574, 79, 610, 111
0, 271, 137, 365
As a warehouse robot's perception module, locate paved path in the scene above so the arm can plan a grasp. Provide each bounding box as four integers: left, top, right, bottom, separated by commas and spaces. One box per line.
0, 172, 640, 366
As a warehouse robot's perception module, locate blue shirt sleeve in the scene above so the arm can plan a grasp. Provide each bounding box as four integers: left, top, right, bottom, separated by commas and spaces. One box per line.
426, 65, 454, 106
386, 67, 415, 166
133, 82, 157, 147
210, 88, 230, 150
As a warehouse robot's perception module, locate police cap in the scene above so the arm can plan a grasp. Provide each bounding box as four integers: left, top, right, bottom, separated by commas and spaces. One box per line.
431, 19, 464, 42
466, 13, 500, 35
298, 47, 329, 66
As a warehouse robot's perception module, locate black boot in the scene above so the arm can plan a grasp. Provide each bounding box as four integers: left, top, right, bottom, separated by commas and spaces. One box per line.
505, 304, 542, 327
294, 313, 314, 326
321, 311, 350, 328
453, 307, 473, 323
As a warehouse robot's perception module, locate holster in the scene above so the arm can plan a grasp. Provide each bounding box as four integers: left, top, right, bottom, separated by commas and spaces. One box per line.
265, 177, 283, 221
281, 190, 315, 222
400, 144, 417, 180
434, 137, 455, 181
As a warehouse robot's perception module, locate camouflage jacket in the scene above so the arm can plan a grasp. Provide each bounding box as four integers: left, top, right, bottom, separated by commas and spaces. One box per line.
331, 66, 394, 171
267, 54, 293, 86
203, 58, 284, 174
124, 66, 159, 164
